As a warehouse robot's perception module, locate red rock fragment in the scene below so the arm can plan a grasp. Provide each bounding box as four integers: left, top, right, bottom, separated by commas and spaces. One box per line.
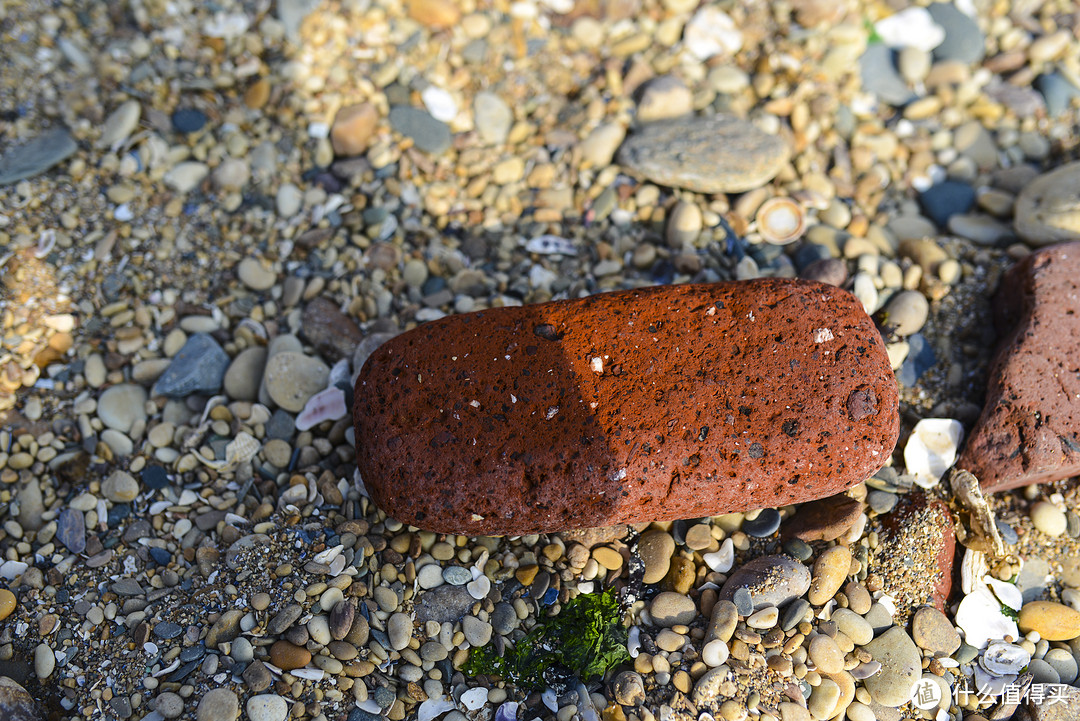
873, 493, 956, 617
353, 279, 900, 536
957, 242, 1080, 492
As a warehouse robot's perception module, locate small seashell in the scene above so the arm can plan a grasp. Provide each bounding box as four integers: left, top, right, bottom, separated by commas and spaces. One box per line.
525, 234, 577, 255
850, 660, 881, 680
295, 387, 348, 431
421, 85, 458, 123
313, 545, 344, 566
980, 641, 1031, 676
756, 197, 806, 245
459, 687, 488, 711
627, 625, 641, 657
961, 548, 989, 595
418, 698, 456, 721
955, 586, 1019, 650
973, 665, 1015, 697
984, 576, 1022, 613
904, 418, 964, 488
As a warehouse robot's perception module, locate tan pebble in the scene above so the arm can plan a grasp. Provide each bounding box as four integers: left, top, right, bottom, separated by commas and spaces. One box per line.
808, 634, 844, 674
269, 640, 311, 670
1018, 601, 1080, 641
515, 565, 538, 586
245, 78, 271, 109
331, 103, 379, 157
778, 701, 811, 721
251, 593, 270, 611
592, 546, 623, 571
639, 530, 675, 585
0, 589, 15, 621
808, 545, 851, 605
808, 679, 840, 720
1030, 501, 1067, 537
407, 0, 460, 28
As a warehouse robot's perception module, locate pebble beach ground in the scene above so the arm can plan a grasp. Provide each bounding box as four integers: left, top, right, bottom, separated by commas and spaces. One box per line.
3, 0, 1080, 720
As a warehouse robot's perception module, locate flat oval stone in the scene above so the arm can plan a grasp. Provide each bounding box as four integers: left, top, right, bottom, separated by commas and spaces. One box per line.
617, 114, 790, 193
718, 554, 811, 611
354, 279, 899, 535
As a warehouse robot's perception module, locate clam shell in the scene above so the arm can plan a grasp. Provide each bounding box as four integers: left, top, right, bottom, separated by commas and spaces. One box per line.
756, 197, 806, 245
980, 641, 1031, 676
955, 586, 1020, 650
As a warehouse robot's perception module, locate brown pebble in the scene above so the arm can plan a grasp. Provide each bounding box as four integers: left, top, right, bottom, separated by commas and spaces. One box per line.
330, 103, 379, 158
269, 640, 312, 671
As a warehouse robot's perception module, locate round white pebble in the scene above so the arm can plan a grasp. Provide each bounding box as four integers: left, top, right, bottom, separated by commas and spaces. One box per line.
702, 639, 730, 667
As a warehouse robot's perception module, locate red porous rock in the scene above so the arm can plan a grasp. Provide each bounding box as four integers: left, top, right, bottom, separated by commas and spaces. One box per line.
957, 242, 1080, 492
872, 493, 956, 617
353, 279, 900, 536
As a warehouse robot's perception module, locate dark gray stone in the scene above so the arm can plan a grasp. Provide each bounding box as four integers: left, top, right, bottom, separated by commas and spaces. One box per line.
0, 127, 78, 186
153, 333, 229, 398
56, 507, 86, 554
860, 44, 915, 106
928, 3, 985, 64
413, 584, 475, 624
1035, 73, 1080, 117
388, 106, 452, 155
919, 180, 975, 227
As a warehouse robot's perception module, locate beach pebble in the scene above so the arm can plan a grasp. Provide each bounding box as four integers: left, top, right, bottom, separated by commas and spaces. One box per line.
808, 678, 840, 720
0, 127, 78, 186
831, 608, 873, 646
637, 76, 693, 123
580, 123, 626, 167
269, 640, 311, 670
0, 590, 15, 621
237, 258, 277, 291
861, 627, 922, 707
97, 384, 148, 433
34, 643, 54, 679
246, 695, 288, 721
808, 635, 844, 674
718, 555, 811, 611
808, 546, 851, 605
880, 290, 928, 337
276, 183, 302, 217
911, 606, 960, 655
473, 91, 514, 146
263, 352, 329, 412
1018, 601, 1080, 641
928, 1, 985, 63
102, 470, 139, 503
223, 347, 268, 402
196, 688, 238, 721
331, 103, 378, 157
649, 592, 696, 628
1031, 501, 1068, 536
153, 334, 230, 398
701, 639, 729, 667
163, 162, 209, 194
783, 494, 862, 542
97, 100, 141, 149
618, 114, 789, 193
639, 530, 675, 584
683, 7, 742, 60
1014, 163, 1080, 246
388, 612, 413, 650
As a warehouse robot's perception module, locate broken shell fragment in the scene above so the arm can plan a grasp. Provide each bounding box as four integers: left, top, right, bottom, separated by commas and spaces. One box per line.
904, 418, 964, 489
980, 641, 1031, 676
756, 196, 806, 245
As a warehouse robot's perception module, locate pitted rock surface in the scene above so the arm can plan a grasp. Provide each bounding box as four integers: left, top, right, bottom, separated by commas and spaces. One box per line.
616, 114, 790, 193
354, 279, 898, 535
958, 242, 1080, 492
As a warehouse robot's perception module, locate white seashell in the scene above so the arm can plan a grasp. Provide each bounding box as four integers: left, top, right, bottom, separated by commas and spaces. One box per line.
224, 432, 259, 467
954, 586, 1019, 650
961, 548, 988, 595
328, 358, 351, 388
291, 668, 324, 681
984, 576, 1022, 613
973, 666, 1015, 697
980, 641, 1031, 676
684, 7, 743, 60
703, 537, 734, 573
904, 418, 964, 488
421, 86, 458, 123
418, 698, 456, 721
202, 12, 250, 38
873, 7, 946, 52
459, 687, 488, 711
541, 688, 559, 712
756, 197, 806, 245
295, 387, 348, 431
627, 625, 641, 657
525, 234, 577, 255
